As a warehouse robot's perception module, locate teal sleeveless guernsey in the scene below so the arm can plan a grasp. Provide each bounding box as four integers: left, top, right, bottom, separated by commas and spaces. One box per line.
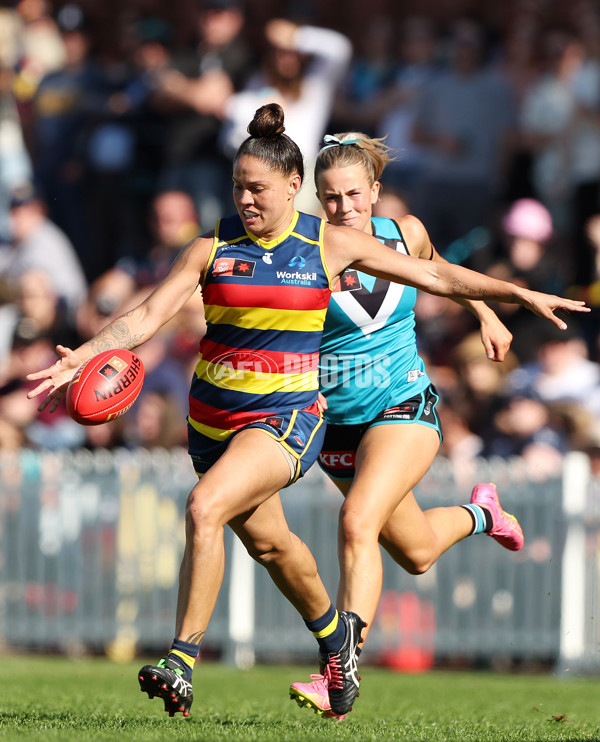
319, 216, 430, 425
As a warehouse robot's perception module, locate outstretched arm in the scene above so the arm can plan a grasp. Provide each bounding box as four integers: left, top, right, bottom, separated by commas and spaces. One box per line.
400, 215, 513, 361
324, 223, 590, 330
27, 235, 213, 411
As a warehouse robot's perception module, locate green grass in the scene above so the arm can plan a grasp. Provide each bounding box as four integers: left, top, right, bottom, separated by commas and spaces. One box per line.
0, 656, 599, 741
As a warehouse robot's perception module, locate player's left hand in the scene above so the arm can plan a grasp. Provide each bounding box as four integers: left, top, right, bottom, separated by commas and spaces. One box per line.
479, 315, 513, 362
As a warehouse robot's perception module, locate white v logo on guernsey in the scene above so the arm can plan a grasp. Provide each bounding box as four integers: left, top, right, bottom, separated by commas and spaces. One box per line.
331, 238, 407, 338
332, 280, 405, 339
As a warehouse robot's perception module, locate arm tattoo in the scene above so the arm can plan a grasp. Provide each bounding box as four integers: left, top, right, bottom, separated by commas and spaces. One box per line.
84, 311, 146, 354
450, 277, 487, 298
185, 631, 205, 645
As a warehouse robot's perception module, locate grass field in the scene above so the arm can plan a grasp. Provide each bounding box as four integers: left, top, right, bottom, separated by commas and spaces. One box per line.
1, 656, 599, 741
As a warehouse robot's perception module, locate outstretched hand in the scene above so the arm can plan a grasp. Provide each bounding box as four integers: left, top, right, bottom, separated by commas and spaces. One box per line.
26, 345, 84, 413
523, 292, 590, 329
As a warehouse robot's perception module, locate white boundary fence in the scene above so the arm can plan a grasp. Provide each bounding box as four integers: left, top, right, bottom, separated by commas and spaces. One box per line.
0, 448, 598, 672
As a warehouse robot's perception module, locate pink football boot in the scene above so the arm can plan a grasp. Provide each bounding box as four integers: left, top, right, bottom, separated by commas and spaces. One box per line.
470, 483, 524, 551
289, 674, 346, 721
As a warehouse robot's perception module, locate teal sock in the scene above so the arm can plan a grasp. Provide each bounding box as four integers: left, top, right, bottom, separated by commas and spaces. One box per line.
461, 504, 493, 535
304, 603, 346, 655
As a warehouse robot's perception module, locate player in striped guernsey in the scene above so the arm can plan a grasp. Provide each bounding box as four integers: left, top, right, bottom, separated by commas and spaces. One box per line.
187, 209, 331, 479
27, 104, 589, 719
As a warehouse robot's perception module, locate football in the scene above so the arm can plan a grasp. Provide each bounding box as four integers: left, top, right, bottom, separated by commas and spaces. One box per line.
66, 349, 145, 425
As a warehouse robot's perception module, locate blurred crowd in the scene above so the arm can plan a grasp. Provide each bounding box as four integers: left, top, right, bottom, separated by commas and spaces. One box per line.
0, 0, 599, 479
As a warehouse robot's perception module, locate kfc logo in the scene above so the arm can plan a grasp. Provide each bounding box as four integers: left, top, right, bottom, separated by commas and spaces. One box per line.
318, 452, 355, 468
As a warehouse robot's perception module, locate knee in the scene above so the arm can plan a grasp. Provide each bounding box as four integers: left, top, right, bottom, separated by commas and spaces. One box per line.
404, 555, 435, 576
339, 504, 378, 550
185, 484, 226, 536
383, 539, 435, 576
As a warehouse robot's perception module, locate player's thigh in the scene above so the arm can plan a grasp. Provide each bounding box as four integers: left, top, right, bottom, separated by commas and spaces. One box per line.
343, 422, 440, 532
189, 428, 293, 525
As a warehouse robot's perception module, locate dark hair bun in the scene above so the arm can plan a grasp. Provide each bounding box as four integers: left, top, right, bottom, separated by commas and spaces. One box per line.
247, 103, 285, 138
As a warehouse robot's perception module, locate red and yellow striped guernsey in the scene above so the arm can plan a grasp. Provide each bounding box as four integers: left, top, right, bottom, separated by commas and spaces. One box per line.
188, 211, 333, 441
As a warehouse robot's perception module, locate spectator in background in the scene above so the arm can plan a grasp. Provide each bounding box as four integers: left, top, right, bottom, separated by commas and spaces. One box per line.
155, 0, 253, 228
0, 7, 33, 242
124, 390, 187, 449
498, 198, 562, 293
449, 330, 519, 440
482, 388, 567, 480
330, 14, 398, 137
584, 213, 600, 326
11, 268, 80, 350
0, 320, 86, 450
0, 183, 87, 315
106, 15, 175, 244
375, 15, 441, 195
220, 17, 352, 214
518, 28, 582, 232
0, 278, 18, 373
566, 6, 600, 289
135, 190, 200, 288
518, 23, 600, 273
437, 394, 484, 487
78, 14, 173, 282
507, 322, 600, 418
74, 267, 136, 343
488, 198, 567, 362
579, 214, 600, 352
32, 3, 110, 267
411, 17, 516, 257
11, 0, 66, 115
373, 187, 410, 221
490, 8, 542, 202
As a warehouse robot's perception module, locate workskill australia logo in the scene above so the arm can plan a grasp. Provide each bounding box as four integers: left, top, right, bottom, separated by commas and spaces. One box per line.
212, 258, 256, 277
276, 256, 316, 285
288, 255, 306, 269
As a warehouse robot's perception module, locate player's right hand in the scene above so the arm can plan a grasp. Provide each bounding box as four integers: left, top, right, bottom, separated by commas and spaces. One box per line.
26, 345, 83, 413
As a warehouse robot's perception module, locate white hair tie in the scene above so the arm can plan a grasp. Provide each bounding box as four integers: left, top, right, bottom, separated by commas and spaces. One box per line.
319, 134, 362, 152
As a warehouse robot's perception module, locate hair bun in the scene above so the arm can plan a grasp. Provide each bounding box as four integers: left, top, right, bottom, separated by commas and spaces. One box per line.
247, 103, 285, 138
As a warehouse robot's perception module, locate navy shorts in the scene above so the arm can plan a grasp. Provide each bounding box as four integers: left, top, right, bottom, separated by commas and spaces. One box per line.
188, 402, 326, 486
317, 385, 442, 481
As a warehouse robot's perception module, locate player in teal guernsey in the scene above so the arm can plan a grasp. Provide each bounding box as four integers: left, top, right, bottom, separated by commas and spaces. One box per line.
289, 132, 550, 718
28, 106, 589, 720
319, 214, 429, 425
